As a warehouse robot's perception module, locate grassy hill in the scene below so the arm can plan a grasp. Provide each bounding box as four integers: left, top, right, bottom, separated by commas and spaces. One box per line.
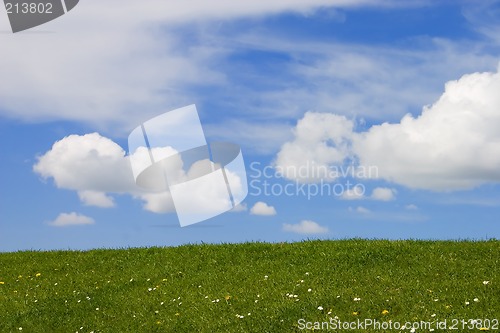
0, 240, 499, 332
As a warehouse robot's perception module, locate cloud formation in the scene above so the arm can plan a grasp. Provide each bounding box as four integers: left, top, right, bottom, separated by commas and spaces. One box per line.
48, 212, 95, 227
33, 133, 175, 213
250, 201, 277, 216
283, 220, 328, 234
274, 112, 354, 183
275, 66, 500, 191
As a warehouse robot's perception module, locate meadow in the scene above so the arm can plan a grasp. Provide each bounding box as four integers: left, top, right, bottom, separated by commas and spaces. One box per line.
0, 239, 499, 332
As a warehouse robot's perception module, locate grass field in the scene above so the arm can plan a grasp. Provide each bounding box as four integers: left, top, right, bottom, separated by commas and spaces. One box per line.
0, 239, 499, 332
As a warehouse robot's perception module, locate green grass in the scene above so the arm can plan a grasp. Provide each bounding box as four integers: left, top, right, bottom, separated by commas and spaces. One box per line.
0, 240, 499, 332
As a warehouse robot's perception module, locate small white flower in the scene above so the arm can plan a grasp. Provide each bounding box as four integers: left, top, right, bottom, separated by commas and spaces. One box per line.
474, 298, 479, 302
431, 314, 436, 317
305, 272, 310, 275
148, 288, 152, 292
353, 297, 361, 301
308, 288, 312, 292
95, 308, 99, 311
317, 306, 324, 311
465, 301, 470, 305
264, 275, 268, 279
483, 281, 490, 285
410, 328, 416, 333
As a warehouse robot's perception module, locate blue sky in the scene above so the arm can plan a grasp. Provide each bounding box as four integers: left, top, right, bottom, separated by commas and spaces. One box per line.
1, 0, 500, 252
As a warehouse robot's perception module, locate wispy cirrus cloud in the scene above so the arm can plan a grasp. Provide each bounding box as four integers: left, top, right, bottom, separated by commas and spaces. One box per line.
283, 220, 329, 234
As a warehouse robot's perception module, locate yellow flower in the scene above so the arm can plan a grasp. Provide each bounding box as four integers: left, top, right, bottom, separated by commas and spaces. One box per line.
479, 328, 489, 331
382, 309, 389, 315
0, 281, 5, 285
35, 273, 41, 277
352, 311, 359, 316
225, 295, 231, 301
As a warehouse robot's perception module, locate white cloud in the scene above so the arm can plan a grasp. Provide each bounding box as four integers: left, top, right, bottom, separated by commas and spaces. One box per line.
356, 206, 370, 214
0, 0, 402, 129
77, 190, 115, 208
250, 201, 277, 216
33, 133, 135, 192
354, 66, 500, 190
33, 132, 247, 217
139, 192, 176, 214
48, 212, 95, 227
275, 66, 500, 191
349, 206, 370, 214
341, 185, 365, 200
283, 220, 328, 234
33, 133, 175, 213
371, 187, 396, 201
274, 112, 354, 183
405, 204, 418, 210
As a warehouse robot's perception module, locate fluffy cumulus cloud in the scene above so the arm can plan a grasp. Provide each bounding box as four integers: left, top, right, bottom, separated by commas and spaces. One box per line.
274, 112, 354, 183
48, 212, 95, 227
283, 220, 328, 234
230, 203, 248, 213
275, 66, 500, 191
250, 201, 277, 216
33, 133, 175, 213
354, 66, 500, 190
